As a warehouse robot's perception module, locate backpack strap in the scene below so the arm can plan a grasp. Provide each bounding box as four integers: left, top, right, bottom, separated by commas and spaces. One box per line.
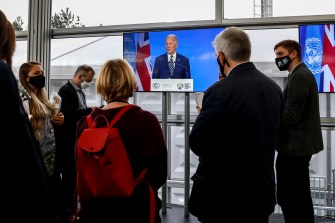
85, 104, 133, 128
109, 104, 133, 127
86, 115, 93, 128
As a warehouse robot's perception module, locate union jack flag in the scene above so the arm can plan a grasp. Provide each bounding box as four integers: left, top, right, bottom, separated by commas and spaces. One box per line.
136, 32, 152, 91
321, 24, 335, 92
123, 32, 152, 91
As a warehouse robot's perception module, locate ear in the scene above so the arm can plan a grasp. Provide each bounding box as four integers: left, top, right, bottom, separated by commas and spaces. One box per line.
218, 52, 224, 65
291, 49, 297, 59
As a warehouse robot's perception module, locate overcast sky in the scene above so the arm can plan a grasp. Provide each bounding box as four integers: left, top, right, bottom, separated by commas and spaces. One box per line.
1, 0, 334, 27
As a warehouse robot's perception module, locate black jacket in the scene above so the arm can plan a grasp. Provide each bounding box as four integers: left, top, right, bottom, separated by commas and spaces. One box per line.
277, 62, 323, 155
1, 61, 56, 222
56, 81, 92, 168
189, 62, 284, 217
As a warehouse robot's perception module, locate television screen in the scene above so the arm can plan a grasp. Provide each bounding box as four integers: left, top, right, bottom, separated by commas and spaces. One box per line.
123, 27, 223, 92
299, 24, 335, 92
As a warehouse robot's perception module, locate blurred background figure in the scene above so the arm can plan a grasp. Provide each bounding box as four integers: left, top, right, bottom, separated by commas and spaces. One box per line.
0, 9, 57, 223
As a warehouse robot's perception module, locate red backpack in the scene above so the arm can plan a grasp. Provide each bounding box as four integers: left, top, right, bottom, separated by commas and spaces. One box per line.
76, 105, 155, 222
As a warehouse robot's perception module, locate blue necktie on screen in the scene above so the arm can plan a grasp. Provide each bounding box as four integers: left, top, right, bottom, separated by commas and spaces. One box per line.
169, 55, 174, 77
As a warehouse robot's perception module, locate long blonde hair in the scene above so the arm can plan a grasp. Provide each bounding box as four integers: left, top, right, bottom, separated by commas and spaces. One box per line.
19, 61, 55, 140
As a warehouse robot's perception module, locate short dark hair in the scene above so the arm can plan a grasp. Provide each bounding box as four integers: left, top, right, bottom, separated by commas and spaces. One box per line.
274, 39, 302, 59
74, 64, 95, 77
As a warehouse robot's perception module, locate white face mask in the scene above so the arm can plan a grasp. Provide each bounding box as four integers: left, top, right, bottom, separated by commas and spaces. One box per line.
81, 81, 91, 89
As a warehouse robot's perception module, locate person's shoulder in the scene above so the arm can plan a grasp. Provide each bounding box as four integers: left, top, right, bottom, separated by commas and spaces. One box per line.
0, 61, 11, 73
0, 62, 16, 85
292, 63, 314, 79
292, 62, 307, 72
203, 80, 225, 96
58, 81, 73, 92
128, 104, 158, 120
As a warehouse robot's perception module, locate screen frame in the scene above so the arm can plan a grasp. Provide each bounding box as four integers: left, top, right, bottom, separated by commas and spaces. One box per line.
123, 27, 224, 92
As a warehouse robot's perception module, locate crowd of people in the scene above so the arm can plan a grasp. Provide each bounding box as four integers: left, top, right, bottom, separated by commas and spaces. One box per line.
1, 8, 324, 223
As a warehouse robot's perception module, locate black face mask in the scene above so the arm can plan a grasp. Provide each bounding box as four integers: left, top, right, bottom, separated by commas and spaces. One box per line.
217, 57, 225, 77
275, 55, 292, 71
217, 55, 229, 78
29, 75, 45, 89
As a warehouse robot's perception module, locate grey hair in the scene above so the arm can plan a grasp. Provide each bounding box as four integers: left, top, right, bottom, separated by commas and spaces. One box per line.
166, 34, 178, 43
212, 27, 251, 62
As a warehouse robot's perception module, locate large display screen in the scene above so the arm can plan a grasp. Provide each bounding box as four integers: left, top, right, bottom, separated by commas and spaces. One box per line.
299, 24, 335, 93
123, 27, 223, 92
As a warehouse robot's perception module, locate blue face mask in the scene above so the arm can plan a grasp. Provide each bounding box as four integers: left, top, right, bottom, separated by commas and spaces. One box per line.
29, 75, 45, 89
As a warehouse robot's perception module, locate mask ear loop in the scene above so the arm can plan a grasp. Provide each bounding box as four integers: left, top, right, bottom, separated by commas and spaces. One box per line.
221, 53, 230, 68
287, 50, 294, 60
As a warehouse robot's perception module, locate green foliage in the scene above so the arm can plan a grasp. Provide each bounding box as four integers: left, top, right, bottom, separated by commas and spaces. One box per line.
11, 7, 85, 30
51, 7, 85, 28
13, 16, 24, 31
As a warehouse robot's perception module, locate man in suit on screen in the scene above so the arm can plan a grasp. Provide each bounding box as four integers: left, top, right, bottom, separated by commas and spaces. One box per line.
152, 34, 191, 79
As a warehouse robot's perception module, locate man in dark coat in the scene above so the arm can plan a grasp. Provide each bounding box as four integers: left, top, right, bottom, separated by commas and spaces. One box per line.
274, 39, 323, 223
188, 27, 284, 223
56, 64, 95, 222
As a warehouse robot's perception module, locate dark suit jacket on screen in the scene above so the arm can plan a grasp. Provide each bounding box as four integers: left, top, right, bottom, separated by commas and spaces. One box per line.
152, 53, 191, 79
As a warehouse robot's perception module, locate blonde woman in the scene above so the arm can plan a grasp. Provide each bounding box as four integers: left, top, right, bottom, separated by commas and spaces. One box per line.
76, 59, 167, 223
19, 61, 64, 219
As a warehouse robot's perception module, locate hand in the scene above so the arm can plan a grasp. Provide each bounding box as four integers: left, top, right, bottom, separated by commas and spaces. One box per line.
52, 112, 64, 125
